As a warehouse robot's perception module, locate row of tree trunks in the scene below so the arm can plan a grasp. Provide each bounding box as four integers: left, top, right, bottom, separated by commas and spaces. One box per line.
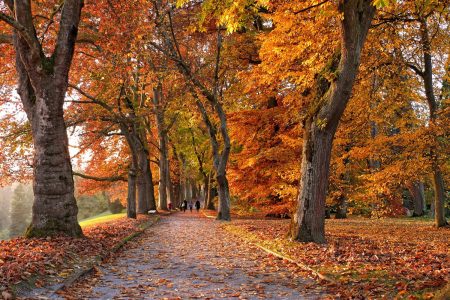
151, 2, 231, 220
120, 120, 157, 217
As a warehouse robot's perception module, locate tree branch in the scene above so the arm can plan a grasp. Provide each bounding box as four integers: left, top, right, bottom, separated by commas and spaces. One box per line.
0, 12, 40, 54
407, 63, 424, 78
294, 0, 330, 14
54, 0, 84, 77
73, 171, 127, 182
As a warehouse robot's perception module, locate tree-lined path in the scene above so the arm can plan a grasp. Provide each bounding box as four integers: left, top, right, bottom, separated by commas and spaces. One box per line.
59, 213, 323, 299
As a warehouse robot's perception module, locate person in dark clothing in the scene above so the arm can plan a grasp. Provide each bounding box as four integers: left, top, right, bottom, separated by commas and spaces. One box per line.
189, 201, 193, 212
182, 200, 188, 212
195, 200, 201, 212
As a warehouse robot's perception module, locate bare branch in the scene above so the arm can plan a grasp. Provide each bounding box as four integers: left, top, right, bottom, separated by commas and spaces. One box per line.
407, 63, 424, 78
294, 0, 330, 14
73, 171, 127, 182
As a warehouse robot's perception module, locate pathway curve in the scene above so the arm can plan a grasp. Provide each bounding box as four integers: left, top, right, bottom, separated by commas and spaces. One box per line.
61, 212, 323, 299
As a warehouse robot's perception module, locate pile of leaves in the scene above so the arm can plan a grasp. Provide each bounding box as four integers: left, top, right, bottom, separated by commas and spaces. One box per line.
0, 215, 151, 293
223, 217, 449, 299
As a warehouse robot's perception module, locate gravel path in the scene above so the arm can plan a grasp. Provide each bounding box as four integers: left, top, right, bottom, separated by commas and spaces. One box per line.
62, 212, 323, 299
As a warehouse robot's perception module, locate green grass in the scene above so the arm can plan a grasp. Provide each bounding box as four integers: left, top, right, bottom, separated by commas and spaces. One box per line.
79, 212, 126, 228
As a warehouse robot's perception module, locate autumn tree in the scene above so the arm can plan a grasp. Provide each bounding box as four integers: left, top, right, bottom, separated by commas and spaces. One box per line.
399, 1, 448, 226
0, 0, 84, 237
67, 0, 160, 217
288, 0, 375, 243
150, 0, 232, 220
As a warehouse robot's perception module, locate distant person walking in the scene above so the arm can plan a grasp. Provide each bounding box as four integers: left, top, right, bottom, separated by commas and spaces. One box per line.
182, 200, 188, 212
189, 201, 193, 213
195, 199, 201, 212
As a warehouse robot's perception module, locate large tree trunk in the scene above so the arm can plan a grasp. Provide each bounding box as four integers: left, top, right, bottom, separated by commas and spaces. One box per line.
290, 0, 375, 243
290, 122, 334, 243
26, 82, 82, 237
5, 0, 84, 237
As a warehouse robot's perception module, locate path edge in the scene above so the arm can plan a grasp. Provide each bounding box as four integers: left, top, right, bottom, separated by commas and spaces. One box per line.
223, 224, 336, 284
54, 215, 160, 294
11, 216, 160, 299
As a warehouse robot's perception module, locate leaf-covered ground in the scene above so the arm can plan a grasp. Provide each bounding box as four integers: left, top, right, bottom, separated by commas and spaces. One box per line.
58, 212, 326, 299
223, 217, 449, 299
0, 215, 153, 297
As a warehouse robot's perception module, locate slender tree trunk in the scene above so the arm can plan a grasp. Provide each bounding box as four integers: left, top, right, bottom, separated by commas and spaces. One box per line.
335, 195, 348, 219
127, 164, 137, 219
205, 171, 215, 210
137, 150, 149, 214
153, 84, 169, 210
144, 156, 157, 210
291, 121, 334, 243
418, 19, 447, 227
432, 169, 446, 226
165, 156, 173, 207
185, 179, 192, 201
290, 0, 375, 243
407, 181, 425, 217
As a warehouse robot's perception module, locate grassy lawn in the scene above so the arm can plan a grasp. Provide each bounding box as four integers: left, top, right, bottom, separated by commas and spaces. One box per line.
79, 212, 126, 228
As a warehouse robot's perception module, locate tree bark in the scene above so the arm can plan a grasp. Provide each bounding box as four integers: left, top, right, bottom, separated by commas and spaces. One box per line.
205, 171, 215, 210
3, 0, 84, 237
127, 164, 137, 219
290, 0, 375, 243
137, 150, 149, 214
153, 83, 169, 210
143, 155, 157, 211
407, 181, 425, 217
335, 195, 348, 219
216, 174, 230, 220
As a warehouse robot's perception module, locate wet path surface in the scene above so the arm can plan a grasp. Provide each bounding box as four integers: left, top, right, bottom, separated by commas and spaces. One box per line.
62, 212, 322, 299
